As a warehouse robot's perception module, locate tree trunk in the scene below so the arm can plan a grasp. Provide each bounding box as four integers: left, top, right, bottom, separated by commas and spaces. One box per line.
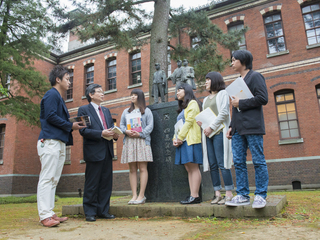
148, 0, 170, 104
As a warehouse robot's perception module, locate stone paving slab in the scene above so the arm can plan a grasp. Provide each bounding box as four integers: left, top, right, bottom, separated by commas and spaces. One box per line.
62, 195, 287, 218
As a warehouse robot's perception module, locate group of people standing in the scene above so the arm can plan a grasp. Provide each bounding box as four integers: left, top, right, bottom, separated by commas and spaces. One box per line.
36, 49, 269, 227
173, 50, 269, 209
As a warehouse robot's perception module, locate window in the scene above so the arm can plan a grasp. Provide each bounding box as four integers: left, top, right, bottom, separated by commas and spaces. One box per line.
302, 2, 320, 45
275, 90, 300, 139
66, 69, 73, 100
85, 64, 94, 90
264, 13, 286, 54
0, 124, 5, 163
191, 36, 201, 49
113, 120, 117, 160
228, 22, 247, 50
65, 146, 71, 164
131, 52, 141, 85
106, 59, 117, 90
316, 84, 320, 107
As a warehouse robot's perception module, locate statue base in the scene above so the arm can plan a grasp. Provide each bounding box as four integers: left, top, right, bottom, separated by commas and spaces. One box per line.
145, 101, 213, 202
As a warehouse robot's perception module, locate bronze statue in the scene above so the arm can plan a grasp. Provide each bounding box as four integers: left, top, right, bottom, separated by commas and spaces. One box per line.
181, 59, 196, 90
167, 60, 183, 100
152, 63, 167, 104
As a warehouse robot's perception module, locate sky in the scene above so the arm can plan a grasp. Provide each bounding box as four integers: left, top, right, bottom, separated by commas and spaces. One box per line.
59, 0, 213, 52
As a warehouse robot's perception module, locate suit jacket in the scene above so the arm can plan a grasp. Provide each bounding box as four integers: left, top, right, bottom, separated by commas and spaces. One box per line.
78, 103, 114, 162
38, 88, 73, 145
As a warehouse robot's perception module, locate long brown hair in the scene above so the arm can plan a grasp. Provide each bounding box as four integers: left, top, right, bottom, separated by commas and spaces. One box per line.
128, 89, 146, 114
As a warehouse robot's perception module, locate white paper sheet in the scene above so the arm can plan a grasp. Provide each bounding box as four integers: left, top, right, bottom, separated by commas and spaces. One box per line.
195, 108, 224, 138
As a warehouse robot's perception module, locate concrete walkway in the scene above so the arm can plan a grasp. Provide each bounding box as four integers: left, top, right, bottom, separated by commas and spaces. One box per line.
62, 195, 287, 218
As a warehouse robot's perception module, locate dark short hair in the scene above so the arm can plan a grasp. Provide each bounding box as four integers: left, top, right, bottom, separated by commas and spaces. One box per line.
49, 65, 69, 86
128, 88, 146, 114
205, 72, 225, 93
177, 83, 202, 113
85, 84, 102, 102
232, 50, 253, 70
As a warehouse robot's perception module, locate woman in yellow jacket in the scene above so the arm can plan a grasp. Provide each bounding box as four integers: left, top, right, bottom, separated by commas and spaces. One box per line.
173, 83, 203, 204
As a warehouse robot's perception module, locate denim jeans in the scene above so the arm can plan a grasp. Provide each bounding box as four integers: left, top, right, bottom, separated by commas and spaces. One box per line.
206, 132, 234, 191
232, 131, 269, 199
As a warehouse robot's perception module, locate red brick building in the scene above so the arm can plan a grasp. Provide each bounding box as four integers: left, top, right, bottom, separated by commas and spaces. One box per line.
1, 0, 320, 196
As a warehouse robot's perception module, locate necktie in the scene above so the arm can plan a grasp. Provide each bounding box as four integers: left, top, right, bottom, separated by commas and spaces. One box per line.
98, 106, 108, 129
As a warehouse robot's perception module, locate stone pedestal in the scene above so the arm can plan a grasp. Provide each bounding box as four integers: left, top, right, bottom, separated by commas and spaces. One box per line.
145, 102, 213, 202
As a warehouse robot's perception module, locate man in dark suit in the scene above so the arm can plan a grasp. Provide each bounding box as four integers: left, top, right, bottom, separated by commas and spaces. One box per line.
78, 84, 119, 222
37, 65, 85, 227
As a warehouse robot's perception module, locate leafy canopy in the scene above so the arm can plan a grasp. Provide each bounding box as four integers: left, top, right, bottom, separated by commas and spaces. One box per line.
0, 0, 67, 126
66, 0, 247, 88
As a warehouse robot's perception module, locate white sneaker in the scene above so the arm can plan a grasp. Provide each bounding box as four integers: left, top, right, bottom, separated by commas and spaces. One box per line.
252, 195, 266, 208
225, 195, 250, 206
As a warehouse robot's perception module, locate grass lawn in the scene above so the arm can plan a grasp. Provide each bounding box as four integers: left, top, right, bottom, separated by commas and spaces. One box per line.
0, 191, 319, 237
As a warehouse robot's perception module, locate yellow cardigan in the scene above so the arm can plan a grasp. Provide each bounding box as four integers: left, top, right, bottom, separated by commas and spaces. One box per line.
177, 100, 202, 145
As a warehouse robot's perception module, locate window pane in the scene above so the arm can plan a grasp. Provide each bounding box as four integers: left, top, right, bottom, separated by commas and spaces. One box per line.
276, 94, 285, 102
277, 104, 286, 113
308, 36, 317, 45
273, 14, 281, 21
290, 129, 299, 138
287, 111, 297, 120
268, 39, 277, 54
311, 4, 320, 11
278, 37, 286, 52
281, 130, 290, 138
289, 120, 298, 129
305, 21, 314, 29
280, 121, 289, 130
302, 6, 311, 13
266, 24, 274, 38
317, 88, 320, 96
265, 16, 273, 23
313, 11, 320, 20
284, 93, 293, 101
0, 148, 2, 160
286, 103, 295, 112
307, 29, 316, 37
278, 112, 288, 121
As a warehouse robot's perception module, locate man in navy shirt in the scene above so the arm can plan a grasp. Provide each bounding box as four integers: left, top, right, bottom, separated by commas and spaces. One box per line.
37, 65, 85, 227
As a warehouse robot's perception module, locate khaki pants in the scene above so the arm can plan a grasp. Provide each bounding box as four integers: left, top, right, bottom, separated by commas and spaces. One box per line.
37, 139, 66, 220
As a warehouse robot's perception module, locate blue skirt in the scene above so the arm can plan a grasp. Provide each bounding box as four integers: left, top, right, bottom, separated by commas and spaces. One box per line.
175, 141, 203, 165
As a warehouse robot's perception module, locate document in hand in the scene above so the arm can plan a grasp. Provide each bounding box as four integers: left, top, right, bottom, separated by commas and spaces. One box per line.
225, 77, 254, 100
103, 126, 123, 140
69, 115, 91, 126
174, 119, 186, 141
126, 112, 142, 132
195, 108, 224, 138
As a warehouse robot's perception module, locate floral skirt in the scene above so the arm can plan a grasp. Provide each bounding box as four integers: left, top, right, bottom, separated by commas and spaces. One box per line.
121, 137, 153, 164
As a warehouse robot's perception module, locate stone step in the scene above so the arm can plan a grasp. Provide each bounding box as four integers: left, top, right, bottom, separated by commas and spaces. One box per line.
62, 195, 287, 218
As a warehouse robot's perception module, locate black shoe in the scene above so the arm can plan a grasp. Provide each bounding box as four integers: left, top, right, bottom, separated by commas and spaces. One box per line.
180, 196, 201, 204
98, 213, 115, 219
86, 216, 96, 222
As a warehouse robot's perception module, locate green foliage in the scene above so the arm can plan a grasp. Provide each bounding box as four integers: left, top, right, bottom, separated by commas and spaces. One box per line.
168, 7, 248, 87
0, 0, 66, 126
65, 0, 153, 50
68, 0, 247, 90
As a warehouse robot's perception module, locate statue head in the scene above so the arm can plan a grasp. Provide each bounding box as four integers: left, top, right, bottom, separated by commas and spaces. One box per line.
177, 60, 182, 68
155, 63, 160, 70
182, 59, 188, 67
